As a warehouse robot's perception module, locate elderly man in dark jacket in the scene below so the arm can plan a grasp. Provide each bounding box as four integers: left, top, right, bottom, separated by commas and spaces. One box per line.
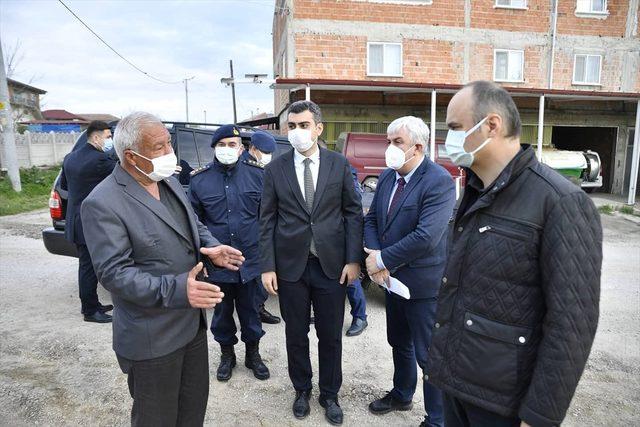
426, 81, 602, 427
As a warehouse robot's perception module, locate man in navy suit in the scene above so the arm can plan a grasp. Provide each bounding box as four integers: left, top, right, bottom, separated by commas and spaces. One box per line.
60, 120, 117, 323
364, 116, 455, 427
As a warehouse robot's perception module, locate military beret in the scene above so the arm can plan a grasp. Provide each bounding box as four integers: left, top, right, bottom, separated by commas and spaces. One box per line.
211, 124, 241, 146
250, 130, 276, 154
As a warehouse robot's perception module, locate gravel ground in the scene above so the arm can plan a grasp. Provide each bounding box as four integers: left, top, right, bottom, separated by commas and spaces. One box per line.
0, 207, 638, 426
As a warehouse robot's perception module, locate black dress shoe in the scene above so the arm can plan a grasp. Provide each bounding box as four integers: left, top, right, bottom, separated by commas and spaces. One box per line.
293, 389, 311, 419
319, 397, 343, 425
83, 311, 112, 323
346, 318, 368, 337
259, 305, 281, 324
369, 392, 413, 414
217, 345, 236, 381
98, 303, 113, 313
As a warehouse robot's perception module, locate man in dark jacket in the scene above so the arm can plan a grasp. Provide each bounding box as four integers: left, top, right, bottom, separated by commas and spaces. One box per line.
426, 80, 602, 427
60, 120, 117, 323
189, 125, 271, 382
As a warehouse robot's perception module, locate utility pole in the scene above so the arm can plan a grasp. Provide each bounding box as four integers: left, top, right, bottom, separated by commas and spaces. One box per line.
230, 60, 237, 124
203, 110, 207, 123
0, 43, 21, 192
183, 76, 195, 122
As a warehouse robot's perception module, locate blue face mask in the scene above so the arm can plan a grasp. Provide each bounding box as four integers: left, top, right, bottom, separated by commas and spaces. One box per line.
103, 137, 114, 152
445, 117, 492, 168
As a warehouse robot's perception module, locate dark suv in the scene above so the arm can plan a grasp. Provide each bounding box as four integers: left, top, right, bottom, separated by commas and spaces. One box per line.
42, 122, 293, 258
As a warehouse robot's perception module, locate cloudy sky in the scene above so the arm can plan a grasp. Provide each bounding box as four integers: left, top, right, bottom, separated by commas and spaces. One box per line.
1, 0, 276, 123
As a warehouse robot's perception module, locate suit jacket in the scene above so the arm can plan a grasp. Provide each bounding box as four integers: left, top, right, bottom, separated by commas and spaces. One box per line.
364, 157, 455, 299
60, 143, 117, 244
81, 165, 220, 361
260, 148, 363, 282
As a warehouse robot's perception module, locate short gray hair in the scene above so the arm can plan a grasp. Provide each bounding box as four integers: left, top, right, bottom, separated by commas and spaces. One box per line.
113, 111, 163, 162
465, 80, 521, 138
387, 116, 430, 148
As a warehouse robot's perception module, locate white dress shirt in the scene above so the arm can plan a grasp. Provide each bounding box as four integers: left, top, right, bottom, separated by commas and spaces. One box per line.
293, 147, 320, 200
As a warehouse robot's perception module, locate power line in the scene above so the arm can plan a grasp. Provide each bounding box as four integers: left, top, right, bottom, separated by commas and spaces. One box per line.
57, 0, 183, 85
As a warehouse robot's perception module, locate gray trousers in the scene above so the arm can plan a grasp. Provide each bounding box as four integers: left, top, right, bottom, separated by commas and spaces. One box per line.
117, 328, 209, 427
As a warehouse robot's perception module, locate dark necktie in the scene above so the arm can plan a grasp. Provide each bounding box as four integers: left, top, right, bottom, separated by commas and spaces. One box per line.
388, 177, 406, 214
303, 158, 317, 256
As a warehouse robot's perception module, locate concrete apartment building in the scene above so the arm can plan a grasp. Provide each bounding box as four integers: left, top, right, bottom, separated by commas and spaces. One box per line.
271, 0, 640, 196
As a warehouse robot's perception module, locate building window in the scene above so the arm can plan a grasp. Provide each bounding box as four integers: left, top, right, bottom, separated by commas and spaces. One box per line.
495, 0, 527, 9
367, 42, 403, 77
576, 0, 607, 13
493, 49, 524, 82
573, 54, 602, 85
575, 0, 608, 17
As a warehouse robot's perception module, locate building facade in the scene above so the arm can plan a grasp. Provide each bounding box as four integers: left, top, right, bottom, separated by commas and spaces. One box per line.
272, 0, 640, 195
7, 78, 46, 124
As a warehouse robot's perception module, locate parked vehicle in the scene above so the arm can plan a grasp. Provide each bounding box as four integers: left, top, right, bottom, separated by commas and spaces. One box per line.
540, 148, 603, 192
336, 132, 465, 192
42, 122, 292, 258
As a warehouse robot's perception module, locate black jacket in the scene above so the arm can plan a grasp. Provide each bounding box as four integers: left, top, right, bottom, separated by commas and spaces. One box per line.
259, 147, 363, 282
60, 143, 117, 244
426, 146, 602, 427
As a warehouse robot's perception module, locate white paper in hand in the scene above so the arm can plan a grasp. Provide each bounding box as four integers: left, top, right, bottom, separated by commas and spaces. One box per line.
386, 277, 411, 299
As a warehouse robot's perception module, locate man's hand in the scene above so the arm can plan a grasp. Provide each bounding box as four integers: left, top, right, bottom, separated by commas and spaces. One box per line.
520, 422, 531, 427
262, 271, 278, 296
340, 263, 361, 286
370, 269, 390, 286
187, 262, 224, 309
200, 245, 244, 271
364, 247, 382, 275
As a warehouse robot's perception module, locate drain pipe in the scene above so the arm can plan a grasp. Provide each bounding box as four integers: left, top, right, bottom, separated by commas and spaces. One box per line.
548, 0, 558, 89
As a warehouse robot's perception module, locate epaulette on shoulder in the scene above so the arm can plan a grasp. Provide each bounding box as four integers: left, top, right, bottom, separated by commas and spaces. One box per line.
243, 159, 264, 169
190, 164, 210, 177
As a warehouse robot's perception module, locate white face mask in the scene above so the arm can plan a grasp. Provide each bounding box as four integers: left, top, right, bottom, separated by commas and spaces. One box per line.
215, 146, 240, 165
258, 152, 272, 165
131, 151, 178, 182
385, 144, 415, 170
445, 117, 493, 168
288, 128, 316, 153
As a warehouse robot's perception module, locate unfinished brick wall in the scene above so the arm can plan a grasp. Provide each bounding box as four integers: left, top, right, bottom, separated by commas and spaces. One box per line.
278, 0, 638, 95
553, 48, 628, 92
294, 34, 464, 83
556, 0, 629, 37
293, 0, 465, 27
471, 0, 551, 33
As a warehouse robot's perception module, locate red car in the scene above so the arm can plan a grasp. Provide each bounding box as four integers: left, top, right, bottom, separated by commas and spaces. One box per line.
336, 132, 466, 193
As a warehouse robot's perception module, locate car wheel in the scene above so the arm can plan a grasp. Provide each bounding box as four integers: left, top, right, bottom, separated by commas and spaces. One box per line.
363, 177, 378, 192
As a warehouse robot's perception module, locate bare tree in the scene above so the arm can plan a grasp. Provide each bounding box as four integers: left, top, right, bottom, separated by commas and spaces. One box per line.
3, 40, 24, 79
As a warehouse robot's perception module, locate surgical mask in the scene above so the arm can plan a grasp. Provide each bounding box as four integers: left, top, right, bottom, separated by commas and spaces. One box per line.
215, 146, 240, 165
258, 152, 272, 165
385, 144, 415, 170
445, 117, 492, 168
103, 138, 114, 152
288, 128, 315, 153
131, 151, 178, 182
